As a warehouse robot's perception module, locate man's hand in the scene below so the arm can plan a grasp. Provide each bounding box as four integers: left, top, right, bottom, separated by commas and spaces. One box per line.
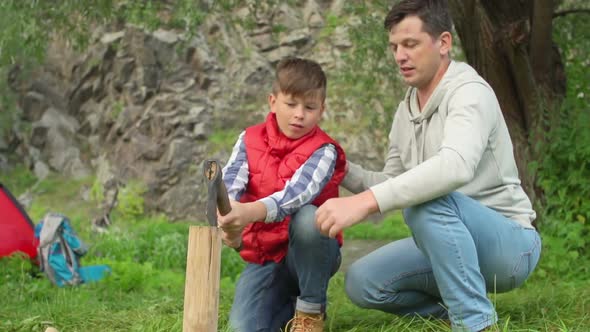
218, 200, 267, 233
315, 190, 380, 238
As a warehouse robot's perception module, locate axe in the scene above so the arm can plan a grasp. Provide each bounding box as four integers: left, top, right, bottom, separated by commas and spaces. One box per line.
182, 159, 232, 332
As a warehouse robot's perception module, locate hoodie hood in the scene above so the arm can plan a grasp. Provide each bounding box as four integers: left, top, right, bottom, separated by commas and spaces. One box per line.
403, 61, 483, 121
401, 61, 485, 164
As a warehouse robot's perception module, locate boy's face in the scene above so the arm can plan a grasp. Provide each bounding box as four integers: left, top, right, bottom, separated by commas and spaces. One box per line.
268, 91, 325, 139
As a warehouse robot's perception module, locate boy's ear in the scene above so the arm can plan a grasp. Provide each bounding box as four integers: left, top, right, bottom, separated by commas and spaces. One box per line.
268, 93, 277, 113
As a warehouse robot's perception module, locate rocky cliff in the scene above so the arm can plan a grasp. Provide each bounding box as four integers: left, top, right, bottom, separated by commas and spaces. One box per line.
3, 0, 398, 221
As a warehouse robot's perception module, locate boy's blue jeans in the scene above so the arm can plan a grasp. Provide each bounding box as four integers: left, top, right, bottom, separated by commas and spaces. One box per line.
345, 192, 541, 332
229, 205, 341, 332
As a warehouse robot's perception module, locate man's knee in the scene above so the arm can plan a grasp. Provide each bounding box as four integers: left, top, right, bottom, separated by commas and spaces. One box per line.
402, 193, 461, 234
345, 260, 400, 311
345, 262, 376, 309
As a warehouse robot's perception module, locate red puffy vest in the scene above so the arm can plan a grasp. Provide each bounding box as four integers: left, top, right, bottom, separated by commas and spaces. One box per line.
239, 112, 346, 264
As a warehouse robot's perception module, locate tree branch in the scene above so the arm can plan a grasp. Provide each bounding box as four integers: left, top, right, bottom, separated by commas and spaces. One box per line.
553, 8, 590, 18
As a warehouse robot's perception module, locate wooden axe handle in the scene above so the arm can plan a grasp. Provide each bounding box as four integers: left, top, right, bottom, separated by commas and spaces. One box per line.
215, 172, 231, 216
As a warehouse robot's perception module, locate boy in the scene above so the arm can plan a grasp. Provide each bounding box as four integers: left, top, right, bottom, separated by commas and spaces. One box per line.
218, 57, 347, 332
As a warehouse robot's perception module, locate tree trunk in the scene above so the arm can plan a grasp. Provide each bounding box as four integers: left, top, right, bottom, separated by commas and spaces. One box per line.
448, 0, 566, 221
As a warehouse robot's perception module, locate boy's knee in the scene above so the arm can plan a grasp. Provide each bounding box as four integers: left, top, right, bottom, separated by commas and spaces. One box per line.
290, 205, 320, 239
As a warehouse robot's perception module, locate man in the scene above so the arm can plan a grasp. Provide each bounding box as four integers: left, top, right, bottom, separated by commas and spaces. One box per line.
315, 1, 541, 331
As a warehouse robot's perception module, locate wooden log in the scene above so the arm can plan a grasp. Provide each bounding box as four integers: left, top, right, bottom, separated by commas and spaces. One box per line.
183, 226, 222, 332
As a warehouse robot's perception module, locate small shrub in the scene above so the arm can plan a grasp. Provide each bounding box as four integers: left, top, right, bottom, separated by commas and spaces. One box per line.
117, 181, 147, 219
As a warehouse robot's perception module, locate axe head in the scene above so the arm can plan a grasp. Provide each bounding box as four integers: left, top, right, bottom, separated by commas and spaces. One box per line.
204, 160, 220, 227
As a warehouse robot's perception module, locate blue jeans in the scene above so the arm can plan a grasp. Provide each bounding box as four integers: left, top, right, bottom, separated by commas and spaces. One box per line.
345, 192, 541, 332
229, 205, 341, 332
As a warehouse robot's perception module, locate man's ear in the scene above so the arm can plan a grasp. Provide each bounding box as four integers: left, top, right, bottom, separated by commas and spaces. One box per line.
268, 93, 277, 113
439, 31, 452, 56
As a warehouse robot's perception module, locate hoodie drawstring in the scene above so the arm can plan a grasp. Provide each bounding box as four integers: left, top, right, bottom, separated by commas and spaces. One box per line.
410, 118, 428, 165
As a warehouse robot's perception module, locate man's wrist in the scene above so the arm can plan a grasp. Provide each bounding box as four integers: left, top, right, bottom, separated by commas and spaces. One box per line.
358, 190, 380, 215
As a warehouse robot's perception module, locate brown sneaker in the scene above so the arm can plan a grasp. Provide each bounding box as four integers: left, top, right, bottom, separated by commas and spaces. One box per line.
285, 310, 324, 332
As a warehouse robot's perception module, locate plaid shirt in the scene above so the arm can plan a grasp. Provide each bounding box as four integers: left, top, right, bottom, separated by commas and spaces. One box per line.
222, 131, 337, 222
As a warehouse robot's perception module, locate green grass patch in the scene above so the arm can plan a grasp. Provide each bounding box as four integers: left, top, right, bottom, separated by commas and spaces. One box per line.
1, 171, 588, 331
345, 212, 410, 240
208, 128, 243, 153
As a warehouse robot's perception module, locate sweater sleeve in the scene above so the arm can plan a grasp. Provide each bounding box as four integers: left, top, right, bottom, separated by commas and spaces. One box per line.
341, 108, 406, 194
370, 83, 497, 212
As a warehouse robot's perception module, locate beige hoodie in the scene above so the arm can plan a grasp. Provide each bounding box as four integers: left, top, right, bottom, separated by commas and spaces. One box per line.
342, 61, 535, 228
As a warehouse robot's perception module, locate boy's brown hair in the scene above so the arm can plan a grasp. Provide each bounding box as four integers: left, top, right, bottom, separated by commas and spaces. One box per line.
384, 0, 452, 39
272, 57, 327, 101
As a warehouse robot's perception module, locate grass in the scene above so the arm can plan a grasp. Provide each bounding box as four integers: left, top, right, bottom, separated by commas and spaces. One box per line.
1, 171, 589, 332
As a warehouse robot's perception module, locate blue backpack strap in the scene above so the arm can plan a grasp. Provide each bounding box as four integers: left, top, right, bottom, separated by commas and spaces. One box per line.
37, 213, 84, 286
38, 214, 63, 285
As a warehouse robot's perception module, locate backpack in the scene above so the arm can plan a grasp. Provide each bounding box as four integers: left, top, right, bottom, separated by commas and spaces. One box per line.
35, 213, 110, 287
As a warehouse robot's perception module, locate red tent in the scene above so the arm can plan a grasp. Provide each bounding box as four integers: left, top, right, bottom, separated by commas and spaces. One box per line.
0, 183, 38, 259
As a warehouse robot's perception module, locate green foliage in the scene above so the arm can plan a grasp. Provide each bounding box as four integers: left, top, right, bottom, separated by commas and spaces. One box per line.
0, 166, 37, 196
534, 106, 590, 279
110, 100, 125, 120
323, 2, 403, 150
533, 8, 590, 280
271, 23, 287, 35
220, 247, 246, 281
116, 180, 147, 219
0, 68, 18, 136
89, 177, 105, 204
319, 13, 346, 40
208, 128, 243, 152
215, 0, 240, 12
0, 0, 210, 67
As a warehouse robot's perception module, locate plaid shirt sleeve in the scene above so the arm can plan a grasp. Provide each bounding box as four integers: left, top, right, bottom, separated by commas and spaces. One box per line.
222, 131, 249, 201
259, 144, 337, 223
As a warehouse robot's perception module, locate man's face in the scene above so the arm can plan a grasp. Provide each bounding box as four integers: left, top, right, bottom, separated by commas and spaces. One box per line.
388, 15, 446, 89
269, 91, 324, 139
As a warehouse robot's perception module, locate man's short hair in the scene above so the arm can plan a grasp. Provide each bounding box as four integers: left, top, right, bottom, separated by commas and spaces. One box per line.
272, 57, 327, 101
384, 0, 452, 39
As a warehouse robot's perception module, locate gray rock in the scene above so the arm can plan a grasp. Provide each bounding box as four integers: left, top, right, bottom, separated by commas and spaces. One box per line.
100, 31, 125, 44
34, 160, 50, 180
153, 29, 181, 44
5, 1, 389, 221
22, 91, 48, 122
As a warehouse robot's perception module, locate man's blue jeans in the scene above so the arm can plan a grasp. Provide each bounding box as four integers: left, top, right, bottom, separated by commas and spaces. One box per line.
229, 205, 341, 332
345, 192, 541, 332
